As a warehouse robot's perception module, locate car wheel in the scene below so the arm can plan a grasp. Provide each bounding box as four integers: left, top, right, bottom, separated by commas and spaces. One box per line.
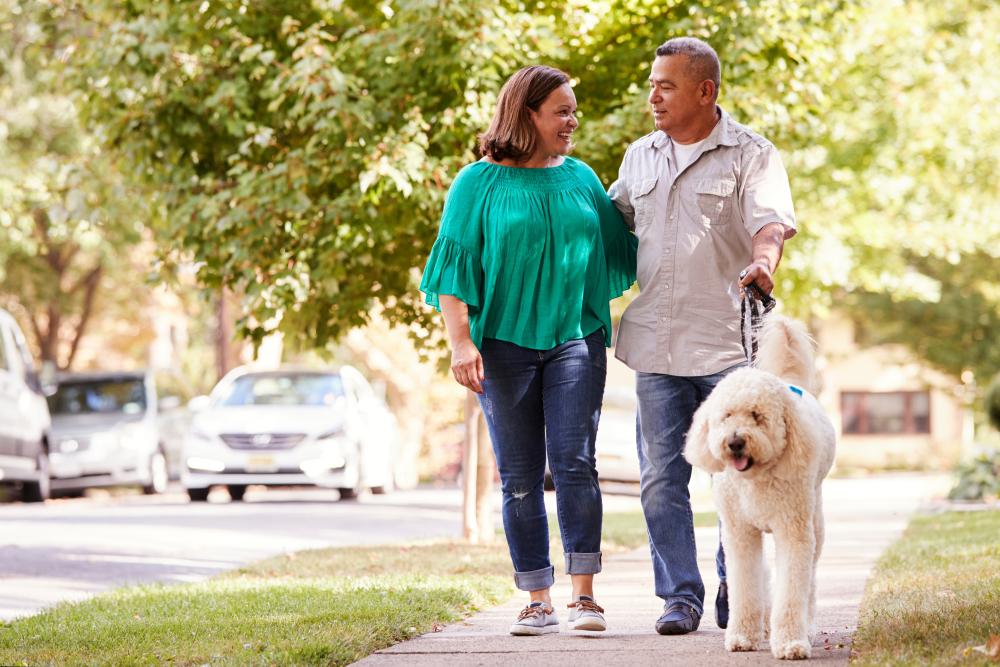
370, 466, 395, 495
142, 450, 169, 495
337, 487, 358, 501
227, 484, 247, 502
187, 487, 210, 502
21, 447, 51, 503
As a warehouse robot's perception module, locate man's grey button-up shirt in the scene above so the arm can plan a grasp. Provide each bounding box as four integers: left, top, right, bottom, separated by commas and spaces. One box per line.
608, 108, 796, 377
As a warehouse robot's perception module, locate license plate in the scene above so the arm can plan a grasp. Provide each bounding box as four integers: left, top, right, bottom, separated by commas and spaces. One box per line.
245, 455, 277, 472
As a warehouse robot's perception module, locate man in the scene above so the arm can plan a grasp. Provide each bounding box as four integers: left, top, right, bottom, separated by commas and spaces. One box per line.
609, 37, 796, 635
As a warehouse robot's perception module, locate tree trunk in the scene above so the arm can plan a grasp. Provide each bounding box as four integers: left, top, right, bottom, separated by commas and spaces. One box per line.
215, 288, 240, 380
64, 264, 102, 370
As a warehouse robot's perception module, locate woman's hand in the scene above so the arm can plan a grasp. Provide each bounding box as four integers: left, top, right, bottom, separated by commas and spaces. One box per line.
450, 337, 485, 394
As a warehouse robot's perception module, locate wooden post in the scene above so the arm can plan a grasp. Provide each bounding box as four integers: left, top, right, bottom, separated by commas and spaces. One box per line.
462, 390, 480, 542
462, 389, 495, 543
475, 405, 495, 543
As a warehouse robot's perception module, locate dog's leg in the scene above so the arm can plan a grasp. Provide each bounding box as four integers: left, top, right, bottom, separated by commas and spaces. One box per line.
724, 523, 766, 652
809, 485, 825, 636
770, 522, 815, 660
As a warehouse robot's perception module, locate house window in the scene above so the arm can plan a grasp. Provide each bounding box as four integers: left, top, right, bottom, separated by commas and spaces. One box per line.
841, 391, 931, 435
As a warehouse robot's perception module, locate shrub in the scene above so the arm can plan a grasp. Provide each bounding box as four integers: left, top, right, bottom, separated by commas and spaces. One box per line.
948, 448, 1000, 501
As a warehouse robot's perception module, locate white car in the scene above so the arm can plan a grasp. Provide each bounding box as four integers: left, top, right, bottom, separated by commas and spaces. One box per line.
46, 371, 169, 496
181, 366, 398, 502
594, 387, 640, 484
0, 308, 53, 503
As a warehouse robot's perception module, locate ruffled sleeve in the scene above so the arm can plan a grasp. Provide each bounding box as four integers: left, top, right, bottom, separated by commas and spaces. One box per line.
420, 235, 483, 312
602, 211, 638, 299
419, 164, 485, 312
587, 168, 637, 299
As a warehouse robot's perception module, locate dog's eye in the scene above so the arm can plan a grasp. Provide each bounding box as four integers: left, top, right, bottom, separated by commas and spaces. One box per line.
752, 410, 764, 424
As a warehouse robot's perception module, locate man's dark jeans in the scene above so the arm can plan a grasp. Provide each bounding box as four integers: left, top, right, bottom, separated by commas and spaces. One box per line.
635, 364, 742, 614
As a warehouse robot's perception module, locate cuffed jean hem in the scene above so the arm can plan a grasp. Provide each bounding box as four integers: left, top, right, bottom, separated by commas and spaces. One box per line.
564, 551, 602, 575
665, 595, 703, 617
514, 566, 555, 592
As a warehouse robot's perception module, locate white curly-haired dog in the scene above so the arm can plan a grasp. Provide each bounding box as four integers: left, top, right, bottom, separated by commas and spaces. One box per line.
684, 314, 836, 660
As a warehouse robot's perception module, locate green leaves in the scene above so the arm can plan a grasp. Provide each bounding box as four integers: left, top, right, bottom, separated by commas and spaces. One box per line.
46, 0, 998, 388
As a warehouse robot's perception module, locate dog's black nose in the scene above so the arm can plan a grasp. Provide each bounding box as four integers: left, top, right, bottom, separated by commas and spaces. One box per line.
727, 435, 746, 453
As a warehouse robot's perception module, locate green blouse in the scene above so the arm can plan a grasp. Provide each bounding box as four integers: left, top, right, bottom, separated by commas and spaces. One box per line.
420, 156, 637, 350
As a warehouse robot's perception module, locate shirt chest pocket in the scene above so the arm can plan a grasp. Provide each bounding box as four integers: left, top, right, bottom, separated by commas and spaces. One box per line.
630, 178, 658, 229
695, 177, 737, 226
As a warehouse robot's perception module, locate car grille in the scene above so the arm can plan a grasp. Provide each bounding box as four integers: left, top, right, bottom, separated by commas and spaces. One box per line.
219, 433, 306, 450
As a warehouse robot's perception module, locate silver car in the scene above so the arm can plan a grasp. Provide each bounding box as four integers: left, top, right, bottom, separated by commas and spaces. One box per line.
47, 371, 169, 496
181, 366, 398, 502
0, 308, 53, 503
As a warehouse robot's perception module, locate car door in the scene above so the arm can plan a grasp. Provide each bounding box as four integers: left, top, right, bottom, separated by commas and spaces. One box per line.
0, 321, 18, 459
0, 319, 36, 465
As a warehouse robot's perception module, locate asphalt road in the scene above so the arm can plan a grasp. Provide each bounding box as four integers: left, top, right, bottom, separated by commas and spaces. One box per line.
0, 484, 485, 621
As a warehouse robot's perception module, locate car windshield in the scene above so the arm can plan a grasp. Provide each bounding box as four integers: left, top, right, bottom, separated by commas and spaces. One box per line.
217, 374, 344, 407
48, 379, 147, 416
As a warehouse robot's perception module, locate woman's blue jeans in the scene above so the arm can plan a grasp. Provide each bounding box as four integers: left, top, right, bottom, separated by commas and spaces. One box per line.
478, 331, 606, 591
635, 365, 741, 614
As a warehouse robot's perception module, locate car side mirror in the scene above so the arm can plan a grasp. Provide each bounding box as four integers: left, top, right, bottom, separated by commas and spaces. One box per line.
27, 360, 58, 396
187, 395, 211, 412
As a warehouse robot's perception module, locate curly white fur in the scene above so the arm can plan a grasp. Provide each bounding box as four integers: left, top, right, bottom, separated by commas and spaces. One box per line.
685, 314, 836, 660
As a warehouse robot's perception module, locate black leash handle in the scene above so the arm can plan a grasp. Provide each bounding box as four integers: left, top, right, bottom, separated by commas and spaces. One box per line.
739, 270, 776, 366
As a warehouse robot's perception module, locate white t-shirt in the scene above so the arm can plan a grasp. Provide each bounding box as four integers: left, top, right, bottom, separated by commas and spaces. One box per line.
671, 137, 707, 175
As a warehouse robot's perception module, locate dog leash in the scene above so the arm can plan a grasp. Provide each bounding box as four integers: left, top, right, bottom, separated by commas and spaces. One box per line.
739, 271, 776, 367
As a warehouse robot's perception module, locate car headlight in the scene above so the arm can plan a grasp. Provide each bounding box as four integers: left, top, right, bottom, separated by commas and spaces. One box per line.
186, 457, 225, 472
316, 427, 344, 441
189, 428, 215, 442
58, 438, 81, 453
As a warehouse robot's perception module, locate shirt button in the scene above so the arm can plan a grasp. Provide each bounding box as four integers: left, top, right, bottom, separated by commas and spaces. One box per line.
671, 184, 677, 191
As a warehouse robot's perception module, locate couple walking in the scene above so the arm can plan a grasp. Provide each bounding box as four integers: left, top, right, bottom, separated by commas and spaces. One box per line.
420, 36, 796, 636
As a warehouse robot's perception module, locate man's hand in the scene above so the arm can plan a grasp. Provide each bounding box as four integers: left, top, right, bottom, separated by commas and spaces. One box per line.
450, 338, 485, 394
739, 260, 774, 295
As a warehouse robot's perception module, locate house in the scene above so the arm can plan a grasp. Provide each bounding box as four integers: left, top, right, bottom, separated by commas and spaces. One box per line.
815, 316, 968, 471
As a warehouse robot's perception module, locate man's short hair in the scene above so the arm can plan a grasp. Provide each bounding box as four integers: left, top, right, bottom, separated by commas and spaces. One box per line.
655, 37, 721, 95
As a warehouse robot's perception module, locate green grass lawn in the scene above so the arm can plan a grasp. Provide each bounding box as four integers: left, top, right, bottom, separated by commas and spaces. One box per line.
852, 509, 1000, 666
0, 510, 661, 666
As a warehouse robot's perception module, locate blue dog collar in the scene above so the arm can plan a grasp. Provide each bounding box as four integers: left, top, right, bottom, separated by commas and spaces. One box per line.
788, 384, 804, 397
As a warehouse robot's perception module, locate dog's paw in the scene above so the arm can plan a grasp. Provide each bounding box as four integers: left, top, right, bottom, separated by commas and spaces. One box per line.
725, 630, 760, 652
772, 638, 811, 660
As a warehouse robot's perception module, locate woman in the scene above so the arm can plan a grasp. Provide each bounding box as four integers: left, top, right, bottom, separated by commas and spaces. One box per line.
420, 66, 637, 636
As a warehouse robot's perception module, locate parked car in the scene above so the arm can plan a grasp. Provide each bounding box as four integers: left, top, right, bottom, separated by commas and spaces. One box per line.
181, 365, 398, 502
0, 308, 53, 503
46, 371, 170, 496
594, 387, 640, 483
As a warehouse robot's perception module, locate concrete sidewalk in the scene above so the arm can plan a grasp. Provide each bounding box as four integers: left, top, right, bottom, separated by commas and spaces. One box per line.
353, 474, 950, 666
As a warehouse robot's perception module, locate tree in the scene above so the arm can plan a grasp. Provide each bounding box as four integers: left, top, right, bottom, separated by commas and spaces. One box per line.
0, 0, 149, 368
74, 0, 559, 352
792, 0, 1000, 385
70, 0, 999, 391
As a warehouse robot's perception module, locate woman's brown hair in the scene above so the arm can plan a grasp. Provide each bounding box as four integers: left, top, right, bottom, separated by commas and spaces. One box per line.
479, 65, 570, 163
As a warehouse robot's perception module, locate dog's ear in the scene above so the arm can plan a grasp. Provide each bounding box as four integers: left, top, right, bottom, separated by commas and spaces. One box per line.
781, 391, 808, 461
684, 402, 724, 473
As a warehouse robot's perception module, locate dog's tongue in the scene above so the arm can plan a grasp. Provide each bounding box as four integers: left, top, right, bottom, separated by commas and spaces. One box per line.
732, 456, 751, 472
